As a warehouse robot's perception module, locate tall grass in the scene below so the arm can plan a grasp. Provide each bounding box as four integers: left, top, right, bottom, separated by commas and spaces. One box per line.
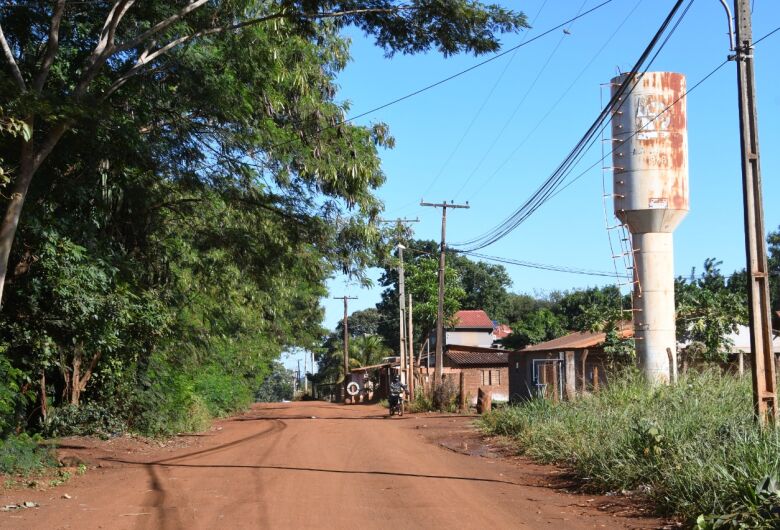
480, 370, 780, 527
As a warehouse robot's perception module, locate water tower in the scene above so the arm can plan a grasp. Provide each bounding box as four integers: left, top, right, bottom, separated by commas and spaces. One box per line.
611, 72, 688, 383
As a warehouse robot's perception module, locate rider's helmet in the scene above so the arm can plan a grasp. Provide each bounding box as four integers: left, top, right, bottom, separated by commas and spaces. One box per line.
393, 374, 400, 383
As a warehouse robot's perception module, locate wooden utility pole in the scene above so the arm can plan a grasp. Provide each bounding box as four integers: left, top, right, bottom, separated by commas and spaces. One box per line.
733, 0, 777, 425
420, 200, 470, 382
407, 293, 414, 397
334, 296, 357, 403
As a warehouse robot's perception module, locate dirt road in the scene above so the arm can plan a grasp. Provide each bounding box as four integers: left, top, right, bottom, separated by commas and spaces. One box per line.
2, 402, 662, 529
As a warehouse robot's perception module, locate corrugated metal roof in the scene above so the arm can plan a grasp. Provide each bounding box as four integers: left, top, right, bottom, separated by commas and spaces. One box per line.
444, 345, 512, 365
350, 362, 395, 372
521, 324, 633, 352
453, 310, 494, 329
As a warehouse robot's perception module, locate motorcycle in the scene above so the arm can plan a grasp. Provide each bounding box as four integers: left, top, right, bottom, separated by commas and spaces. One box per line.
388, 393, 404, 417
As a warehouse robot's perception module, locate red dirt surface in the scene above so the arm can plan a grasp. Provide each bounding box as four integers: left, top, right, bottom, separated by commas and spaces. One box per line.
1, 402, 665, 529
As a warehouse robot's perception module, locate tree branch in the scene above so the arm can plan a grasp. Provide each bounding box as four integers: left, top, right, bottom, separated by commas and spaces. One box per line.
113, 0, 209, 55
0, 24, 26, 92
31, 0, 67, 93
103, 6, 411, 98
75, 0, 136, 98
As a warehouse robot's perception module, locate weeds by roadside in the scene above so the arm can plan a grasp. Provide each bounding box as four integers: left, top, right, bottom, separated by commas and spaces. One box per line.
479, 370, 780, 528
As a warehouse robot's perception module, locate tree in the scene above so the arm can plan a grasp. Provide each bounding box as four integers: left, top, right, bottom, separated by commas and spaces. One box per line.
676, 258, 748, 361
336, 308, 381, 338
0, 0, 527, 306
502, 308, 565, 350
449, 254, 512, 320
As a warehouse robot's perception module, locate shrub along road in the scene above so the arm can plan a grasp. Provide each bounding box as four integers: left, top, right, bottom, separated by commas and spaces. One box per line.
2, 402, 663, 529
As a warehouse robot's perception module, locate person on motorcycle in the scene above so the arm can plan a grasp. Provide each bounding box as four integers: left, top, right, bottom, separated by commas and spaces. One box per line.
388, 374, 407, 411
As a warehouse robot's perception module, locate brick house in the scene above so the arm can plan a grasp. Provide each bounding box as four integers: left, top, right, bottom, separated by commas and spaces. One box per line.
508, 325, 633, 402
440, 345, 514, 405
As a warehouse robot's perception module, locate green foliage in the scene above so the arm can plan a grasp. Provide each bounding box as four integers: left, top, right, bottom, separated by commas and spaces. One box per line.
676, 259, 748, 360
480, 371, 780, 526
0, 433, 55, 475
0, 0, 527, 437
255, 362, 295, 403
503, 308, 565, 349
0, 350, 30, 436
42, 403, 127, 439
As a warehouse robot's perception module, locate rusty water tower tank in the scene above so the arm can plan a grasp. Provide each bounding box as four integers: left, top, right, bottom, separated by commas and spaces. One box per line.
611, 72, 688, 383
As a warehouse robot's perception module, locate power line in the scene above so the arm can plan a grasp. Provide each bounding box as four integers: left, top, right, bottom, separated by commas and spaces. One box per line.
343, 0, 615, 126
456, 0, 644, 203
418, 0, 552, 200
452, 0, 691, 252
451, 0, 592, 200
460, 251, 629, 278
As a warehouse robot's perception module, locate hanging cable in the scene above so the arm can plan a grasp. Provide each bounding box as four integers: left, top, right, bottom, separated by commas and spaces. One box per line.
452, 0, 690, 252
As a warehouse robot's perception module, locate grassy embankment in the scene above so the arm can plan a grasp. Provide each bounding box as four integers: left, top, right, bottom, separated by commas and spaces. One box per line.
480, 370, 780, 528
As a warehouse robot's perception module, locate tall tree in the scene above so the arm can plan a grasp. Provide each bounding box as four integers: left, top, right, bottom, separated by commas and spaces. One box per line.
0, 0, 527, 306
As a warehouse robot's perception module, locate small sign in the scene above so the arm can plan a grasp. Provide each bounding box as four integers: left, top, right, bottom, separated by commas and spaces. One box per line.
648, 197, 668, 209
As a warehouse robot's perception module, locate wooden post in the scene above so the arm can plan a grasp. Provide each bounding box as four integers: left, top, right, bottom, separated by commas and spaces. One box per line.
581, 349, 589, 393
459, 371, 466, 412
477, 387, 492, 414
564, 351, 576, 400
592, 365, 600, 393
738, 351, 745, 378
551, 361, 560, 403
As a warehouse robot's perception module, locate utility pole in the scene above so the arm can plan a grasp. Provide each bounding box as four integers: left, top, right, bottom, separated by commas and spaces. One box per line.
420, 200, 470, 382
303, 354, 308, 394
408, 293, 414, 397
297, 359, 301, 395
398, 243, 407, 383
334, 296, 357, 403
379, 218, 419, 386
732, 0, 777, 425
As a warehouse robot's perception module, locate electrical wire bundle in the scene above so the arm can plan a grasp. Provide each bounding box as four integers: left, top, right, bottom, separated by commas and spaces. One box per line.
452, 0, 692, 252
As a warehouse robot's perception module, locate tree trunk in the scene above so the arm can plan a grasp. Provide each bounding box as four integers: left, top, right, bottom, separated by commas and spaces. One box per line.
71, 346, 82, 405
0, 131, 35, 307
40, 371, 47, 421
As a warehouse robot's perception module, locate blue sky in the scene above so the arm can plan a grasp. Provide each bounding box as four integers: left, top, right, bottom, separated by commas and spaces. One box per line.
314, 0, 780, 336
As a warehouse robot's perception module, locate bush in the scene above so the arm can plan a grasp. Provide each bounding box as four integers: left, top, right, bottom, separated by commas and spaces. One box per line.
0, 433, 56, 475
480, 370, 780, 527
132, 369, 212, 436
193, 366, 252, 417
43, 402, 127, 439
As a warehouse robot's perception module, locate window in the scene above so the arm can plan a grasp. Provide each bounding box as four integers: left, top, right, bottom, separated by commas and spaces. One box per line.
481, 369, 501, 386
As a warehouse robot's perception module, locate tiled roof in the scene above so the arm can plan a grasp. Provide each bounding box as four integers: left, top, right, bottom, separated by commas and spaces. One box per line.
453, 310, 494, 329
521, 323, 633, 352
444, 345, 512, 365
493, 323, 513, 339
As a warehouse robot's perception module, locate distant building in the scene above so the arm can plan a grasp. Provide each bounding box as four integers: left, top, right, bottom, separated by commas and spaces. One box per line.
440, 345, 514, 405
430, 310, 511, 350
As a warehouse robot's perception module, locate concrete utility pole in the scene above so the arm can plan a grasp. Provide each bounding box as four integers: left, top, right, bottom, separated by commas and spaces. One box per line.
420, 201, 470, 382
397, 243, 407, 383
732, 0, 777, 425
379, 218, 419, 386
297, 359, 301, 394
333, 296, 357, 403
303, 354, 308, 394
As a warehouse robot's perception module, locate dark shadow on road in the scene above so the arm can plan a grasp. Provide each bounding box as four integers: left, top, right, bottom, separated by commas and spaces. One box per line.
103, 459, 532, 488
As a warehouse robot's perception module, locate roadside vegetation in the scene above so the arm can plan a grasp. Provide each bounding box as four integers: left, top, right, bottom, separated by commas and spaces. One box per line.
480, 370, 780, 528
0, 1, 529, 476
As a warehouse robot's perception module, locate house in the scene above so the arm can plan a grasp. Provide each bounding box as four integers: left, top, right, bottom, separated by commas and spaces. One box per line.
508, 325, 633, 402
430, 310, 497, 349
439, 344, 515, 405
